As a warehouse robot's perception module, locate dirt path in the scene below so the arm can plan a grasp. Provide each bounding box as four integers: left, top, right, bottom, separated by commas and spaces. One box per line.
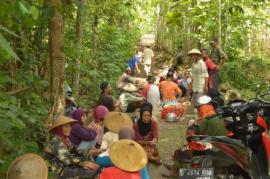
148, 118, 188, 179
140, 49, 195, 178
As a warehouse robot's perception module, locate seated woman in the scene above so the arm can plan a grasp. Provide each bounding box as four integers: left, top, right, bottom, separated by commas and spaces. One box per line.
88, 105, 109, 148
70, 109, 97, 151
133, 104, 161, 165
98, 81, 120, 111
159, 71, 182, 107
47, 115, 99, 179
96, 127, 150, 179
98, 139, 147, 179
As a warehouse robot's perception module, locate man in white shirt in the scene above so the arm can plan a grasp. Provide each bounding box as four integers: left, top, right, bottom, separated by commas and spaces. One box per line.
187, 49, 209, 107
143, 46, 154, 76
142, 75, 160, 117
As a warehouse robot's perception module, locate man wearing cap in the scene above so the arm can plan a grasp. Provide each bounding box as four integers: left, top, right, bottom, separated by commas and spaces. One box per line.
187, 49, 209, 107
210, 38, 228, 70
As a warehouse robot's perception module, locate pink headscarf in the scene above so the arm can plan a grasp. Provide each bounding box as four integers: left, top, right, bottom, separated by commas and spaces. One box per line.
93, 105, 109, 122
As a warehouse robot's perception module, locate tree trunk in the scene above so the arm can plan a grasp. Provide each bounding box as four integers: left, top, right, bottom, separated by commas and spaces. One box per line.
218, 0, 222, 47
224, 0, 230, 50
49, 0, 65, 120
156, 2, 168, 49
73, 0, 86, 98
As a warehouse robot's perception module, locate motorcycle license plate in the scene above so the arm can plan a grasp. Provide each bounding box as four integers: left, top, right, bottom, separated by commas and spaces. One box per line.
179, 168, 214, 179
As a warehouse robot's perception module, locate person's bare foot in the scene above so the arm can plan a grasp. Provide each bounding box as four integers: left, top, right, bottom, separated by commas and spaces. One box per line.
151, 156, 162, 165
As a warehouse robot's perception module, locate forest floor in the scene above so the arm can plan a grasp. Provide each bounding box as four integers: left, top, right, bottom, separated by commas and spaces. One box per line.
138, 49, 197, 179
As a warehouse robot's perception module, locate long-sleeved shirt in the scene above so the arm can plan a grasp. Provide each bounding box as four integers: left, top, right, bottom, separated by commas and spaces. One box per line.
70, 123, 97, 146
88, 121, 104, 146
133, 119, 159, 141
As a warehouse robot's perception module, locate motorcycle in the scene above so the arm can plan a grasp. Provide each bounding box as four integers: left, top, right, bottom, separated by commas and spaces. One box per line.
183, 85, 270, 179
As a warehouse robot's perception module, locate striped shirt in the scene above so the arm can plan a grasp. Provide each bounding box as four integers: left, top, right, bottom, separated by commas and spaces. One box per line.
88, 121, 104, 146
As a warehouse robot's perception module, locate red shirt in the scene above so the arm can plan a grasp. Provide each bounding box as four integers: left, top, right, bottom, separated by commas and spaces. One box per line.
100, 166, 141, 179
204, 57, 216, 71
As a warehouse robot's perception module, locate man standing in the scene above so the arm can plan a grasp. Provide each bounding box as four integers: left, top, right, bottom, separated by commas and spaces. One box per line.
143, 46, 154, 76
187, 49, 209, 107
210, 38, 228, 70
175, 46, 184, 67
201, 48, 219, 97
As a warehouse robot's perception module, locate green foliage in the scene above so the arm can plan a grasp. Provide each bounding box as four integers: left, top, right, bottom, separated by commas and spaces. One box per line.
0, 91, 49, 173
220, 56, 270, 98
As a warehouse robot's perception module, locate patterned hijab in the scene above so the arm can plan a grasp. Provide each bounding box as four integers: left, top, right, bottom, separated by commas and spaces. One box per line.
93, 105, 109, 123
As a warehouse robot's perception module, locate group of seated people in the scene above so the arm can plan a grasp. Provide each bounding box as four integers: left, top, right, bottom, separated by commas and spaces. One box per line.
43, 83, 162, 179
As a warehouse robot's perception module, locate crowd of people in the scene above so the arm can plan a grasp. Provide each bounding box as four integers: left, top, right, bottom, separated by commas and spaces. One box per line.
6, 38, 229, 179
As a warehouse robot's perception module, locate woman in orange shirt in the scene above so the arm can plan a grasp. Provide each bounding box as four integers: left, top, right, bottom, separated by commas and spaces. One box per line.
159, 71, 182, 106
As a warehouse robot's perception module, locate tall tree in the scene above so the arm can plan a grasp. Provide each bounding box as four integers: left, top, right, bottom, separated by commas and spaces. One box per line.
218, 0, 222, 47
73, 0, 86, 98
49, 0, 65, 118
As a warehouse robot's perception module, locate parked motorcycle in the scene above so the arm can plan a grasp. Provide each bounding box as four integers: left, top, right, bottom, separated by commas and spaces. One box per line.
183, 85, 270, 179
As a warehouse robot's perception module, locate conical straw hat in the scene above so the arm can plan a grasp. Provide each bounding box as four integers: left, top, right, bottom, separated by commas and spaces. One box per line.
6, 153, 48, 179
109, 139, 147, 172
187, 49, 201, 55
104, 112, 133, 133
51, 115, 77, 130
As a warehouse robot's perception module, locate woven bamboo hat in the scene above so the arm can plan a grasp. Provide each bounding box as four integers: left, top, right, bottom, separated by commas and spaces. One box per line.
104, 112, 133, 133
109, 139, 147, 172
187, 49, 201, 56
6, 153, 48, 179
51, 115, 77, 130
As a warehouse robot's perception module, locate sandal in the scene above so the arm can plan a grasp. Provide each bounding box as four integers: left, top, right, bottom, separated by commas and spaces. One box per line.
163, 162, 174, 170
161, 171, 179, 178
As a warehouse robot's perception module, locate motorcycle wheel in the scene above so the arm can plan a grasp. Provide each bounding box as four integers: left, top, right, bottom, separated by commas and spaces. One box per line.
250, 153, 267, 179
